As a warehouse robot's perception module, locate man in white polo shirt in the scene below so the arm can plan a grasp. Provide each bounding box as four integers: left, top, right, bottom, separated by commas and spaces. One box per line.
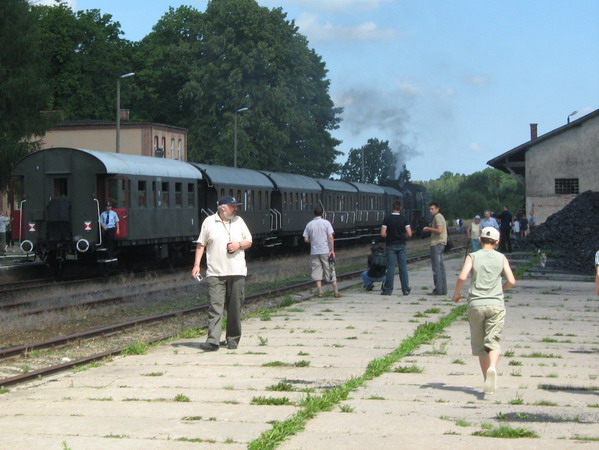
192, 196, 252, 351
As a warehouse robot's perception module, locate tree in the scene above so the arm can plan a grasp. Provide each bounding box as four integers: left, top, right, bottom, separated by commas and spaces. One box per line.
0, 0, 50, 189
156, 0, 342, 176
32, 2, 133, 120
339, 138, 396, 183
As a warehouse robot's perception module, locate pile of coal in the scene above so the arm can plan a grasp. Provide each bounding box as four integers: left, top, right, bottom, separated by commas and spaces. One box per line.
527, 190, 599, 274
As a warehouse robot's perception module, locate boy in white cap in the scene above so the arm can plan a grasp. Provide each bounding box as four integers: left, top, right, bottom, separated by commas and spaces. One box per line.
452, 227, 516, 395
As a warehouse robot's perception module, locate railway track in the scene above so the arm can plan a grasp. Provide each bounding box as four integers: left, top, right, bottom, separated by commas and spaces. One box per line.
0, 245, 467, 388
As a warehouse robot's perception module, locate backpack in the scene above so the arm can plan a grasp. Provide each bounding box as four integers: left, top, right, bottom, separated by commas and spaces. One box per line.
371, 251, 387, 271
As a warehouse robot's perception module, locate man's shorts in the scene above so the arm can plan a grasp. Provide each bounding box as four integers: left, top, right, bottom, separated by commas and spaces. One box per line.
311, 254, 336, 282
467, 305, 505, 356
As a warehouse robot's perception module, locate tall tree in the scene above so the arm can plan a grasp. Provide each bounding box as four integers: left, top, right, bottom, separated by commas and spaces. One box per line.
339, 138, 396, 183
32, 2, 133, 120
0, 0, 50, 189
164, 0, 342, 176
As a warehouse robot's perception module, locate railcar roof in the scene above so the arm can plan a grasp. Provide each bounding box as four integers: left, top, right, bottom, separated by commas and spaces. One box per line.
189, 163, 272, 189
316, 178, 357, 193
381, 185, 403, 197
260, 171, 321, 192
77, 148, 202, 179
347, 181, 386, 194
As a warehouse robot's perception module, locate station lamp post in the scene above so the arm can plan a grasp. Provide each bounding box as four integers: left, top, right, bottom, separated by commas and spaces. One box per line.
234, 107, 249, 168
116, 72, 135, 153
567, 110, 578, 124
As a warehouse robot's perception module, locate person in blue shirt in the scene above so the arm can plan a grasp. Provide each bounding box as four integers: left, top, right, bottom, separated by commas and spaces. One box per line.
100, 202, 120, 259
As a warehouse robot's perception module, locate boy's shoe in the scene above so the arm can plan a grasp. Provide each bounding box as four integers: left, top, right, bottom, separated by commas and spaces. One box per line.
381, 291, 391, 296
365, 284, 374, 291
402, 288, 411, 296
334, 292, 342, 298
484, 367, 497, 394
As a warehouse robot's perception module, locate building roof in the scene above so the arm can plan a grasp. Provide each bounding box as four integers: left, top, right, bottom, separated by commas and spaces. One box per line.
51, 120, 188, 132
487, 109, 599, 176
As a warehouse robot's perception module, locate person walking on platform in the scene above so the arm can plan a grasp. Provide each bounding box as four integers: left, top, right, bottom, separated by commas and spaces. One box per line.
303, 205, 341, 298
496, 205, 513, 253
192, 196, 252, 351
422, 202, 447, 295
100, 202, 119, 260
361, 242, 388, 291
380, 200, 412, 295
480, 210, 499, 230
452, 227, 516, 396
467, 215, 482, 252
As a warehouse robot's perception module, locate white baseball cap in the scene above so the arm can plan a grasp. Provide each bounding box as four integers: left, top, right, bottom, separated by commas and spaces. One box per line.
481, 227, 500, 241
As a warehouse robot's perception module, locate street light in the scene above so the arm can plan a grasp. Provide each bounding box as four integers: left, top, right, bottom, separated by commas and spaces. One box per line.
567, 110, 578, 124
116, 72, 135, 153
233, 107, 249, 167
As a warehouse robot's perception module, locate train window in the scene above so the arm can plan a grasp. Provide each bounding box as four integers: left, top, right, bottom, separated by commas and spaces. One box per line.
220, 188, 225, 198
187, 183, 194, 208
53, 178, 68, 197
138, 181, 147, 208
266, 191, 269, 210
258, 191, 262, 210
229, 189, 233, 197
161, 182, 169, 207
175, 182, 182, 207
283, 192, 287, 210
106, 177, 128, 208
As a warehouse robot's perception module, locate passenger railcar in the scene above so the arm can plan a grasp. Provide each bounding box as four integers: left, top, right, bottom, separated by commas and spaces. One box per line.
10, 147, 428, 267
11, 148, 202, 267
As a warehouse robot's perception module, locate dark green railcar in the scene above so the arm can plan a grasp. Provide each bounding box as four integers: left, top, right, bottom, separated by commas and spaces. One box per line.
11, 147, 202, 267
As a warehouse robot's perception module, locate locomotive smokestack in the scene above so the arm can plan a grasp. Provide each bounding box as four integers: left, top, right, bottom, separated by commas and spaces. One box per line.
530, 123, 538, 140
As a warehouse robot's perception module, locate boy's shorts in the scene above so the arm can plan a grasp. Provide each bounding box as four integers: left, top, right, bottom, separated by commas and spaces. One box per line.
467, 305, 505, 356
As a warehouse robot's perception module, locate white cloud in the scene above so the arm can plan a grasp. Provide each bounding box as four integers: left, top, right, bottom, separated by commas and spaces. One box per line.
467, 75, 491, 86
260, 0, 393, 13
469, 142, 483, 152
296, 13, 398, 42
30, 0, 76, 7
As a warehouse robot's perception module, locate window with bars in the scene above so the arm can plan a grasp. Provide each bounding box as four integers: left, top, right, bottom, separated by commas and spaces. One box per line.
554, 178, 579, 195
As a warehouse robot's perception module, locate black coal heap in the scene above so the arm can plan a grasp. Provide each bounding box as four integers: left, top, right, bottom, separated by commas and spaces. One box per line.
527, 190, 599, 274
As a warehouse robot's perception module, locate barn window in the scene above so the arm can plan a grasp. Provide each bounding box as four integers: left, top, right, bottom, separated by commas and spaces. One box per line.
554, 178, 579, 195
178, 139, 183, 160
138, 180, 147, 208
171, 138, 175, 159
175, 182, 182, 207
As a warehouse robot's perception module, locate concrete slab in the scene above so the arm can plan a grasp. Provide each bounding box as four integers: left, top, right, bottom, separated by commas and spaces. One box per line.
2, 254, 598, 449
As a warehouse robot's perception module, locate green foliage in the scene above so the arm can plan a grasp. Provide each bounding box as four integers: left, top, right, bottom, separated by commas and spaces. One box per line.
339, 138, 397, 183
32, 2, 133, 120
416, 168, 525, 221
0, 0, 51, 188
134, 0, 341, 176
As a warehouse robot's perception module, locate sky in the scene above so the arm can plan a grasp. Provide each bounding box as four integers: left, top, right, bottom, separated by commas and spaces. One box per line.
36, 0, 599, 181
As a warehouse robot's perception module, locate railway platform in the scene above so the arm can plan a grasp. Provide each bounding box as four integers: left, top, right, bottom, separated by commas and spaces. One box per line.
1, 255, 598, 449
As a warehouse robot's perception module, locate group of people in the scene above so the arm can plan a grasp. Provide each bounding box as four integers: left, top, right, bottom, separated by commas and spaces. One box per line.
361, 201, 448, 296
188, 195, 598, 401
465, 206, 537, 254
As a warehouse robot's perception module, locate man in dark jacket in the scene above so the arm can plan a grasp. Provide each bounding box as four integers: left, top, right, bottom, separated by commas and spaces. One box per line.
496, 205, 513, 253
361, 242, 388, 291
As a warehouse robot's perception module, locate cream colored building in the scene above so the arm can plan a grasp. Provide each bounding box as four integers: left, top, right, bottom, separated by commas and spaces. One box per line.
41, 120, 188, 160
488, 109, 599, 223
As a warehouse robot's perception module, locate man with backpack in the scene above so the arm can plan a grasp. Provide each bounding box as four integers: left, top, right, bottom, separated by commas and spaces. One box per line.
380, 200, 412, 296
361, 242, 388, 291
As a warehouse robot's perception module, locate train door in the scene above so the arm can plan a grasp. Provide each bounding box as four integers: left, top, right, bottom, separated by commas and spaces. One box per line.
100, 176, 129, 238
9, 177, 24, 241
